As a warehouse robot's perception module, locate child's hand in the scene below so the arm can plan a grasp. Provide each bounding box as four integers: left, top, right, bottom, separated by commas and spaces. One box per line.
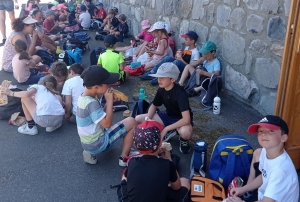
225, 197, 244, 202
104, 88, 114, 102
230, 187, 245, 197
196, 69, 204, 75
0, 87, 12, 96
159, 148, 172, 161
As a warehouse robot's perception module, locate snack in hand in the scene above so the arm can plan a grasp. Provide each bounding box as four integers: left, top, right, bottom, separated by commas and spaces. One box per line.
112, 89, 128, 102
0, 80, 11, 106
161, 142, 172, 151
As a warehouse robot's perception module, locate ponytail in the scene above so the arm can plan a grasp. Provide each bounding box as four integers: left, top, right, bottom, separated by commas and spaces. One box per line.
19, 50, 31, 60
38, 75, 60, 95
14, 39, 31, 60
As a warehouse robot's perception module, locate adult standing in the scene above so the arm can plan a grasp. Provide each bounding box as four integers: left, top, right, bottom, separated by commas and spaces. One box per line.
2, 16, 39, 72
0, 0, 19, 46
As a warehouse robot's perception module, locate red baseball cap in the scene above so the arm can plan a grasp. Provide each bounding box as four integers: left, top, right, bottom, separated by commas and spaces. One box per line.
248, 115, 289, 134
58, 4, 67, 9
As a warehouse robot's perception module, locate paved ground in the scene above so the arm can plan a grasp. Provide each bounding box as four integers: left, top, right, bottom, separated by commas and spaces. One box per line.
0, 2, 299, 202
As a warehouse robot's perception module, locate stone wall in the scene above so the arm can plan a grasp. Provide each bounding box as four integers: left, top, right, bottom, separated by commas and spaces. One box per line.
101, 0, 291, 115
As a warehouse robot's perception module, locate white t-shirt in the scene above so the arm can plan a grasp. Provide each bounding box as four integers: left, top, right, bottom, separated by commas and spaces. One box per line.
79, 12, 91, 29
184, 46, 200, 64
30, 85, 65, 116
61, 76, 85, 115
258, 148, 299, 202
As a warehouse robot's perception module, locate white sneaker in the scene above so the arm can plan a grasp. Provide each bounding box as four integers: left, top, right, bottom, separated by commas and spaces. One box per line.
46, 122, 62, 132
83, 150, 97, 164
18, 123, 38, 135
119, 156, 127, 167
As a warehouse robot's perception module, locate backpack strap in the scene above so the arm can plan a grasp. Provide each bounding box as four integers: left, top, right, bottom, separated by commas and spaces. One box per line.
224, 149, 236, 186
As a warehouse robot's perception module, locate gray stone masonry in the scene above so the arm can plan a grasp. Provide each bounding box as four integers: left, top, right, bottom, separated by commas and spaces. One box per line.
102, 0, 290, 115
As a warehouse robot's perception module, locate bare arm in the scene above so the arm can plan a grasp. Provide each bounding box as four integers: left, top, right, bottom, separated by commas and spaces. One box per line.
64, 95, 72, 119
190, 57, 205, 67
147, 104, 157, 119
147, 39, 167, 56
1, 88, 37, 98
197, 69, 220, 77
99, 89, 114, 128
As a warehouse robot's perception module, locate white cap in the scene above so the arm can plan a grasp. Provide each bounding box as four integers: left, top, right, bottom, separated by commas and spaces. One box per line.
22, 16, 38, 24
164, 23, 171, 34
148, 21, 165, 32
149, 62, 180, 80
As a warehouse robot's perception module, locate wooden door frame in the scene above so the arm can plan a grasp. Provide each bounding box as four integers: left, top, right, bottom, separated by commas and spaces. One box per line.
275, 0, 300, 168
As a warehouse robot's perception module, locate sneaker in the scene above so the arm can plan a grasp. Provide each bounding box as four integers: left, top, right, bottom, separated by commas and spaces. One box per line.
69, 115, 76, 123
82, 150, 97, 164
119, 156, 127, 167
139, 72, 154, 80
83, 27, 89, 31
0, 38, 6, 46
150, 78, 158, 86
163, 130, 178, 142
179, 138, 191, 154
46, 122, 62, 132
18, 123, 38, 135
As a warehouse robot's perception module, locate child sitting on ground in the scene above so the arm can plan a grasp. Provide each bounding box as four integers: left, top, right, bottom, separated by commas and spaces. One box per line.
225, 115, 299, 202
49, 61, 68, 93
143, 21, 169, 72
117, 120, 190, 202
99, 9, 119, 32
43, 10, 65, 34
178, 41, 221, 97
12, 39, 43, 85
75, 4, 91, 30
0, 75, 65, 135
93, 2, 106, 21
135, 62, 193, 154
62, 63, 85, 123
97, 35, 129, 83
139, 30, 200, 86
110, 14, 128, 42
29, 4, 39, 16
135, 19, 154, 43
76, 65, 136, 165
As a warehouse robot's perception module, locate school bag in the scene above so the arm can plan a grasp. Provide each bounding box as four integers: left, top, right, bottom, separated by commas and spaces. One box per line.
65, 23, 80, 32
209, 134, 253, 189
91, 20, 102, 31
95, 31, 108, 41
190, 175, 226, 202
190, 140, 207, 179
65, 47, 83, 64
131, 99, 151, 118
72, 32, 90, 41
63, 38, 90, 53
199, 74, 222, 108
63, 51, 76, 66
184, 66, 209, 96
90, 46, 106, 65
36, 50, 54, 67
0, 88, 24, 119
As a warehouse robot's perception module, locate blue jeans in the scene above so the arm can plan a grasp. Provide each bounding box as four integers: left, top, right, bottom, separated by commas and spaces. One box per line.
149, 56, 186, 74
20, 69, 43, 85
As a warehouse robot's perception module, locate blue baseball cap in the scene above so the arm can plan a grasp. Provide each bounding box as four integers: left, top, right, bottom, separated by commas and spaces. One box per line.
181, 31, 198, 42
80, 4, 86, 11
96, 2, 103, 6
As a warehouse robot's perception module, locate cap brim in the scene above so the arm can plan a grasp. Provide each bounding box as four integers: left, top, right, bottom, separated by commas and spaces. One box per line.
199, 48, 210, 54
142, 25, 150, 29
180, 34, 189, 38
148, 27, 155, 32
248, 123, 281, 134
148, 73, 164, 78
103, 72, 120, 84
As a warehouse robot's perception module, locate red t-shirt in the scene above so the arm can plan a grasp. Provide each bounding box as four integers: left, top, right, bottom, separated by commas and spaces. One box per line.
43, 18, 55, 34
96, 8, 106, 19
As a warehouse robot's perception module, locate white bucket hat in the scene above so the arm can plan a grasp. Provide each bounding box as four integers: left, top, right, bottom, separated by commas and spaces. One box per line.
148, 21, 166, 32
149, 62, 180, 80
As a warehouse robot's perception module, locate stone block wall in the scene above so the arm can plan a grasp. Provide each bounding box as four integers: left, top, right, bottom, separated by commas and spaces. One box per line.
101, 0, 291, 115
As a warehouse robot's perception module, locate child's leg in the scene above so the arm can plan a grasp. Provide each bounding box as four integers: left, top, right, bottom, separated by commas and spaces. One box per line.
41, 41, 56, 52
21, 97, 37, 121
178, 65, 195, 86
144, 62, 155, 72
135, 113, 165, 126
120, 117, 136, 158
32, 55, 42, 64
177, 124, 193, 140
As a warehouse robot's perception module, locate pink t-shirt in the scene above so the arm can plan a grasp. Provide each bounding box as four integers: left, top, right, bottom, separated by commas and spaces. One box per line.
12, 54, 31, 83
138, 30, 154, 42
151, 38, 169, 65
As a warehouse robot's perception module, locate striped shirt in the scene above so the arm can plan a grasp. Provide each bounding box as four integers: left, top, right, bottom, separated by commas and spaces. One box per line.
76, 95, 109, 154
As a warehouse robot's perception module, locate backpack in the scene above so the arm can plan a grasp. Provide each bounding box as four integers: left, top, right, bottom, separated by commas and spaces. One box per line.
65, 23, 80, 32
0, 88, 24, 119
63, 38, 90, 52
184, 66, 209, 95
190, 140, 207, 179
95, 31, 108, 40
199, 74, 222, 107
63, 51, 76, 66
190, 175, 226, 202
65, 47, 83, 64
91, 20, 102, 31
100, 96, 129, 112
36, 50, 54, 67
131, 99, 151, 118
72, 32, 90, 41
90, 46, 106, 65
209, 134, 253, 188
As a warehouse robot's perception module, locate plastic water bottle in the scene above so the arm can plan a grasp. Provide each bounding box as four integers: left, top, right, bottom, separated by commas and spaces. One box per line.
56, 46, 62, 54
66, 40, 72, 50
133, 55, 137, 62
213, 96, 221, 114
139, 88, 147, 100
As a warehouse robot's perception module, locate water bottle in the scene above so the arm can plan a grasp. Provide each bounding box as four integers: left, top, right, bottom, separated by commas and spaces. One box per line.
132, 55, 137, 62
66, 40, 72, 50
213, 96, 221, 114
56, 46, 62, 54
139, 88, 147, 100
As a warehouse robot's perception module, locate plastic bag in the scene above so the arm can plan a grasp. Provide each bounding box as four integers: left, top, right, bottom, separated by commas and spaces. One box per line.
125, 47, 138, 57
137, 52, 149, 65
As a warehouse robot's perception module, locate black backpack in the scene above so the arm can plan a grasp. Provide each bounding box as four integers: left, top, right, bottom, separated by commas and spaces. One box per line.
63, 38, 90, 53
0, 88, 24, 119
184, 66, 209, 95
90, 47, 106, 65
131, 100, 151, 118
36, 50, 54, 67
199, 74, 222, 107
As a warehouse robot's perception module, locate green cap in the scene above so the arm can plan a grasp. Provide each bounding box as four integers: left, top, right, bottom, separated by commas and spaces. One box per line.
199, 41, 217, 54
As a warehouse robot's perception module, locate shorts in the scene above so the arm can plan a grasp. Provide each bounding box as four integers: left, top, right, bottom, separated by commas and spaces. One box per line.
0, 0, 14, 12
104, 121, 127, 150
117, 179, 190, 202
119, 70, 126, 82
32, 113, 63, 128
158, 112, 194, 127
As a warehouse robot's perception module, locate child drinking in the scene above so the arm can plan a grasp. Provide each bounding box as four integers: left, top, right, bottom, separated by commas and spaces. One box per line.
135, 19, 154, 43
0, 75, 65, 135
12, 39, 43, 85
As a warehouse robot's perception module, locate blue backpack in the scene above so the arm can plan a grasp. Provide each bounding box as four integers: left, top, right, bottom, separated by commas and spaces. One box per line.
190, 140, 207, 179
66, 47, 83, 64
209, 135, 253, 188
72, 32, 90, 41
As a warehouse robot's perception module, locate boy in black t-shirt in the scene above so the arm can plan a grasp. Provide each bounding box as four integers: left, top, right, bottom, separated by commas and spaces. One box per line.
117, 120, 190, 202
99, 8, 119, 32
135, 62, 193, 154
110, 14, 128, 42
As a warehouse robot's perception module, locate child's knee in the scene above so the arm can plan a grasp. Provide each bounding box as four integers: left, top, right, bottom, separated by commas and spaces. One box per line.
178, 127, 192, 140
123, 117, 136, 128
135, 114, 146, 123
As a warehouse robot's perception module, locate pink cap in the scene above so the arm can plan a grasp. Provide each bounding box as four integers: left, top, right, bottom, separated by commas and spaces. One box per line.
141, 19, 151, 30
51, 6, 59, 10
58, 4, 67, 9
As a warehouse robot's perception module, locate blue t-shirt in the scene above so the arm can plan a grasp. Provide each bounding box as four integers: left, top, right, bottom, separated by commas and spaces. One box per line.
203, 58, 221, 73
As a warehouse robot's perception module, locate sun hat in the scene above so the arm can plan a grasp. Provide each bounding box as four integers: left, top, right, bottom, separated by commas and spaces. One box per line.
58, 3, 67, 9
22, 16, 38, 24
248, 115, 289, 135
141, 19, 151, 29
133, 120, 163, 152
181, 31, 199, 42
199, 41, 217, 54
148, 21, 166, 32
80, 65, 119, 87
149, 62, 180, 80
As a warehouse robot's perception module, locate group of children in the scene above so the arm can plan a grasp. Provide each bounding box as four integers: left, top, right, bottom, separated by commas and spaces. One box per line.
1, 9, 299, 201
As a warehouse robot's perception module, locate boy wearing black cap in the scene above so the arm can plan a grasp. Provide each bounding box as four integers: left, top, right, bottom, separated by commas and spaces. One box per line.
76, 65, 136, 166
135, 62, 193, 154
227, 115, 299, 202
97, 34, 129, 83
117, 120, 190, 202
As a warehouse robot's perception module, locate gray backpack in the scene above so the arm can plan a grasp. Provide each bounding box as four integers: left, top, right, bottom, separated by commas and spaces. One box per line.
199, 74, 222, 107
